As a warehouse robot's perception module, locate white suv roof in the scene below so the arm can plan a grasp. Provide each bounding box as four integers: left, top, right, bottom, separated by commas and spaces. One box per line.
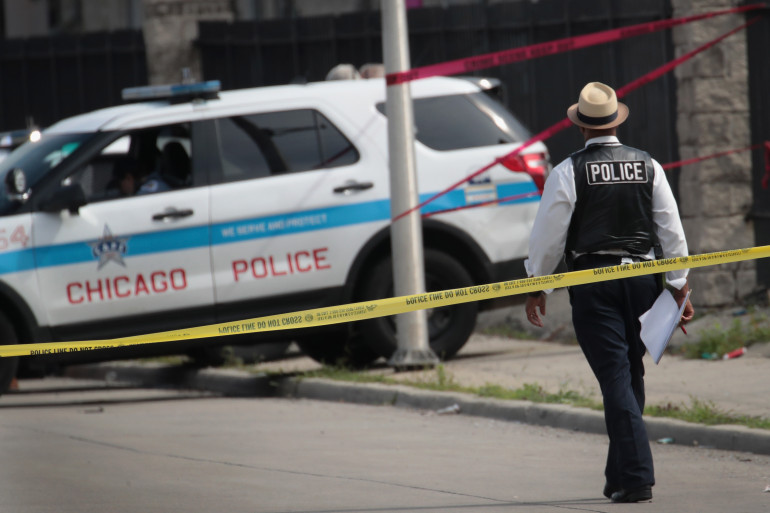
47, 77, 484, 134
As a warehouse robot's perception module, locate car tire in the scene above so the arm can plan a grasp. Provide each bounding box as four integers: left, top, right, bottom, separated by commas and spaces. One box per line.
358, 249, 478, 360
0, 311, 19, 396
296, 332, 380, 368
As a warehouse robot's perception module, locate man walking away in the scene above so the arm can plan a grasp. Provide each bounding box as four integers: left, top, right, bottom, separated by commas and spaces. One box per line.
524, 82, 694, 503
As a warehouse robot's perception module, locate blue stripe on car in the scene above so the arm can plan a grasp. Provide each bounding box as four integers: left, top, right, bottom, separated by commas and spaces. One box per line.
0, 248, 36, 273
21, 182, 538, 273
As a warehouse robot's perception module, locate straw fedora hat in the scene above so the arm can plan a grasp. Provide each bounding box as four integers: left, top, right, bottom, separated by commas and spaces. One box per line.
567, 82, 628, 129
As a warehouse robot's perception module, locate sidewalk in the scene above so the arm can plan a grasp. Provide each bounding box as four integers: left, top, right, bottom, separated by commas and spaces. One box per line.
466, 288, 770, 420
252, 288, 770, 420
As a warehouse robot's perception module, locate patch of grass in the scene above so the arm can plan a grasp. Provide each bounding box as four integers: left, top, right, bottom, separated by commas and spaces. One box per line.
645, 398, 770, 430
300, 365, 770, 430
677, 311, 770, 359
475, 382, 600, 409
302, 365, 599, 407
304, 364, 469, 394
302, 366, 395, 385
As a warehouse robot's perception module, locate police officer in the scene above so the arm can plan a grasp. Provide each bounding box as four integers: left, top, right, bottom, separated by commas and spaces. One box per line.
524, 82, 694, 503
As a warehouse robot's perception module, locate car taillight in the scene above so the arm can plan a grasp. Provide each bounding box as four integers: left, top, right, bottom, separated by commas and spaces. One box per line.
501, 152, 548, 195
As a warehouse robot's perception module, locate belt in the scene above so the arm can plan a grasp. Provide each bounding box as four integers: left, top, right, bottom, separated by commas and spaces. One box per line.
572, 253, 647, 270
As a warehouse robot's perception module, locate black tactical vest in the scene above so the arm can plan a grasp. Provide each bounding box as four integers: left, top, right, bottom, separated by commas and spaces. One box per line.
565, 143, 658, 255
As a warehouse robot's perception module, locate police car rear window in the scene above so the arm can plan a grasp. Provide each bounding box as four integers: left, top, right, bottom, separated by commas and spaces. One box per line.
376, 92, 531, 151
215, 109, 359, 183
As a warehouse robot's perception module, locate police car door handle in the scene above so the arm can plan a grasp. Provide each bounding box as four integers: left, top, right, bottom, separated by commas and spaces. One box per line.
333, 181, 374, 194
152, 208, 194, 221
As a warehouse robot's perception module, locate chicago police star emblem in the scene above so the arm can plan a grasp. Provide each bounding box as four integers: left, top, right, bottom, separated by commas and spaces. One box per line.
89, 225, 128, 269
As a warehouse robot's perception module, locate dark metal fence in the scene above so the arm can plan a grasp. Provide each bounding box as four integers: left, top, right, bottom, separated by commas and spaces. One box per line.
746, 11, 770, 289
198, 0, 677, 171
0, 30, 147, 132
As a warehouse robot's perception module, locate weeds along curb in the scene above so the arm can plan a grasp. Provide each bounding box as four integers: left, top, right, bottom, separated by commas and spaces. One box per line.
277, 377, 770, 456
276, 376, 607, 433
64, 363, 770, 456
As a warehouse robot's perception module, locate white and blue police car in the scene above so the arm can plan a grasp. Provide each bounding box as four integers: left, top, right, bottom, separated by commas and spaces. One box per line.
0, 77, 549, 393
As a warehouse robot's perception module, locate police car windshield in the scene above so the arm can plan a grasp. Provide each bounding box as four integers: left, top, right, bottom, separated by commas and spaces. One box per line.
0, 132, 93, 214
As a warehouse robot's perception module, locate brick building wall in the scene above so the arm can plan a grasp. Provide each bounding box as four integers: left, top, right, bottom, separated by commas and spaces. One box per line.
142, 0, 234, 85
672, 0, 758, 306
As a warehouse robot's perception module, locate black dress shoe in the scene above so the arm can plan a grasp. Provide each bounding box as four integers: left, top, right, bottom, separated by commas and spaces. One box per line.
603, 482, 620, 499
611, 485, 653, 503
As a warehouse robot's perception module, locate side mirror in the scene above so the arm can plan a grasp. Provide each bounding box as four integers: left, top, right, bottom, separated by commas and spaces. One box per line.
4, 168, 30, 203
40, 184, 87, 214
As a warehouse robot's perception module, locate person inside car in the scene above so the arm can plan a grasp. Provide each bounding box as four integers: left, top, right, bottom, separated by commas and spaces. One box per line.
137, 141, 190, 194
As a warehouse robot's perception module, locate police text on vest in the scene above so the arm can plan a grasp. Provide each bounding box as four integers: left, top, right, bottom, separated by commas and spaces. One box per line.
585, 160, 647, 185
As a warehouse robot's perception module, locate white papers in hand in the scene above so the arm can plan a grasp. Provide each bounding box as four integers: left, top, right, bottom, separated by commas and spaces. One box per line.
639, 289, 691, 364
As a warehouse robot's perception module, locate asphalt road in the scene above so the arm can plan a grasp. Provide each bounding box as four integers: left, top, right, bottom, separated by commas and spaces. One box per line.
2, 377, 770, 513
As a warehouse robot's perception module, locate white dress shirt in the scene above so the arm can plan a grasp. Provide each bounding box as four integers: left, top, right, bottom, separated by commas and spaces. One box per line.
524, 136, 689, 291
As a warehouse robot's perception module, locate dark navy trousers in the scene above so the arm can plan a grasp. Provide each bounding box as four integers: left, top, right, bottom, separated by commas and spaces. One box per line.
569, 254, 658, 490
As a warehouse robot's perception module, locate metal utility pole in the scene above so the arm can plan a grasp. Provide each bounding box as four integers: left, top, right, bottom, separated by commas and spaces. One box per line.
381, 0, 438, 368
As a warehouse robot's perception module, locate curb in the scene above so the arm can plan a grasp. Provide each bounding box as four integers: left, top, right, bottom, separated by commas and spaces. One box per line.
64, 362, 279, 398
64, 362, 770, 456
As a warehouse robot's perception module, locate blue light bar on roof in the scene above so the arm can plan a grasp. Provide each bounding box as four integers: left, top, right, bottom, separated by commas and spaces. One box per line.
121, 80, 221, 102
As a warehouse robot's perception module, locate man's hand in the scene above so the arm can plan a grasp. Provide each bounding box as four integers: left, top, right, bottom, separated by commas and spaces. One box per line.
525, 292, 547, 327
679, 298, 694, 326
672, 283, 694, 326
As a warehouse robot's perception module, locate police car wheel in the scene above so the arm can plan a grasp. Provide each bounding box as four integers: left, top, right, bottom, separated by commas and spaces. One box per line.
297, 332, 380, 369
359, 249, 478, 360
0, 312, 19, 395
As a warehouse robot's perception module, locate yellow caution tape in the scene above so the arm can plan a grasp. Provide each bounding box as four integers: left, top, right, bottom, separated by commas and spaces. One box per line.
4, 245, 770, 358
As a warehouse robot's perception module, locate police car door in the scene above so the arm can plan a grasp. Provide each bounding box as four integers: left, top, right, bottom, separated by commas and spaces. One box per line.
32, 123, 215, 338
206, 105, 384, 321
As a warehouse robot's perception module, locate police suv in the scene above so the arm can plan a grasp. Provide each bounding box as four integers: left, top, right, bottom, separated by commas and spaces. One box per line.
0, 77, 549, 393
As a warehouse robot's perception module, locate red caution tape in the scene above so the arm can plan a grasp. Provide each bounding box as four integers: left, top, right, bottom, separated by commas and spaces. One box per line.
392, 15, 762, 223
662, 141, 770, 190
661, 144, 762, 171
615, 17, 761, 98
386, 4, 767, 85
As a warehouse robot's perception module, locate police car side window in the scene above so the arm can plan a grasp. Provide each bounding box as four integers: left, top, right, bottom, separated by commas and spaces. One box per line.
63, 136, 132, 201
216, 117, 273, 181
312, 111, 359, 169
214, 109, 359, 184
376, 92, 531, 151
65, 124, 194, 202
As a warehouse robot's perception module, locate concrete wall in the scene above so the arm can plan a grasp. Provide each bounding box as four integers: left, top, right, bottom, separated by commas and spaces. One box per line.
81, 0, 139, 30
4, 0, 48, 38
141, 0, 234, 85
671, 0, 757, 307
